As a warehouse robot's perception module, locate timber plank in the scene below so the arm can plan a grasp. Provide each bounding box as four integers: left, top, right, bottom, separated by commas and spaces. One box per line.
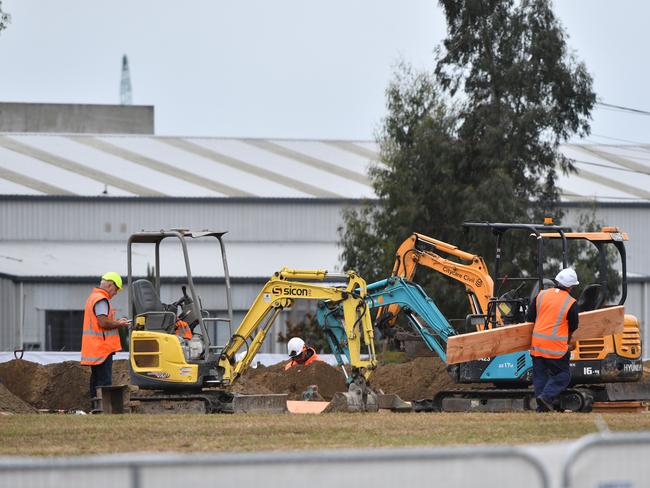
286, 400, 330, 414
592, 401, 648, 413
445, 306, 624, 364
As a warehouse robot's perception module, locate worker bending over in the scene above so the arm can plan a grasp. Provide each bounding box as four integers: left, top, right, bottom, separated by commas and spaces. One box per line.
527, 268, 580, 412
285, 337, 321, 370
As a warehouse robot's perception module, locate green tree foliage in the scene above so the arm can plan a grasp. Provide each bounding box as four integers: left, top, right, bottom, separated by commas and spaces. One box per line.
277, 313, 330, 353
0, 2, 10, 35
340, 0, 596, 319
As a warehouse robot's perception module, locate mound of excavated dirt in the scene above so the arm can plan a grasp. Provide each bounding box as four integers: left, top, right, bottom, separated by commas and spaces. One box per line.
371, 357, 494, 401
0, 359, 132, 411
0, 383, 36, 414
236, 360, 347, 400
370, 357, 454, 401
0, 359, 49, 406
5, 355, 647, 411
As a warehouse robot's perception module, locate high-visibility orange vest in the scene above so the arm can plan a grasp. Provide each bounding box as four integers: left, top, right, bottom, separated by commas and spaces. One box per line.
80, 288, 122, 365
284, 347, 320, 370
175, 319, 192, 340
530, 288, 575, 359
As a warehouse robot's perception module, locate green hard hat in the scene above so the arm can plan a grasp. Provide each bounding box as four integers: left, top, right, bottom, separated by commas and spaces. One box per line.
102, 271, 123, 290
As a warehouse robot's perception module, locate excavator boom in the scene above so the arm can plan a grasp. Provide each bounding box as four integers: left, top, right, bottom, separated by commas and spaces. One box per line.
218, 268, 376, 385
380, 233, 494, 327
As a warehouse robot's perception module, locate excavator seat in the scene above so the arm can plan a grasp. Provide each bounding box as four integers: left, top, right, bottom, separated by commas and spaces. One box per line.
528, 278, 555, 304
132, 279, 176, 332
578, 283, 606, 312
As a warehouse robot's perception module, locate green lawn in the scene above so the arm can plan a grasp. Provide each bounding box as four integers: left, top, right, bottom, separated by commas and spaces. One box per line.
1, 411, 649, 456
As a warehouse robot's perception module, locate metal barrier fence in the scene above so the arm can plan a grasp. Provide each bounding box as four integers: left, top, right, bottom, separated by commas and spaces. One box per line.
0, 446, 549, 488
562, 432, 650, 488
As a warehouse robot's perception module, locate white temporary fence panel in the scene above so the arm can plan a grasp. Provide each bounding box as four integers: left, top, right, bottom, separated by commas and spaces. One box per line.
562, 432, 650, 488
0, 447, 549, 488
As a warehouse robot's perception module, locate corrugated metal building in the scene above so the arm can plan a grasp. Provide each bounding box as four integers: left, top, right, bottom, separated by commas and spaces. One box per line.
1, 104, 650, 356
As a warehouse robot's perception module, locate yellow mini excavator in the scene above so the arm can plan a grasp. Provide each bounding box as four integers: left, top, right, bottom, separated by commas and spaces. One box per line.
126, 229, 378, 413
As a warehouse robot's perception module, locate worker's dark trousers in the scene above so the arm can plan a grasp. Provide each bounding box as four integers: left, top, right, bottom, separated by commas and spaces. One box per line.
89, 353, 113, 398
532, 352, 571, 406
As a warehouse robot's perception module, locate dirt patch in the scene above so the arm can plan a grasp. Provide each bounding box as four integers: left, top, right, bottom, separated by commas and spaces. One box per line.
0, 359, 132, 411
112, 360, 130, 386
0, 359, 49, 406
0, 383, 36, 414
3, 355, 648, 411
40, 361, 90, 411
235, 360, 347, 400
370, 357, 454, 401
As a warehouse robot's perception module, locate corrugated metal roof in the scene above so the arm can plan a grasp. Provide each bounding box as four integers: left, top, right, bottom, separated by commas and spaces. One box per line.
0, 241, 341, 279
1, 133, 649, 202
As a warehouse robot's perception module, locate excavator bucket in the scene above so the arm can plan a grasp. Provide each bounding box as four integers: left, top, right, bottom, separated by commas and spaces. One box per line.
323, 378, 379, 413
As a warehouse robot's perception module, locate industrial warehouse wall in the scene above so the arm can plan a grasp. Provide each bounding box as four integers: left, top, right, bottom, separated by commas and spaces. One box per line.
0, 277, 18, 350
7, 280, 293, 354
1, 198, 647, 270
2, 196, 650, 356
0, 196, 356, 243
7, 278, 650, 358
561, 203, 650, 277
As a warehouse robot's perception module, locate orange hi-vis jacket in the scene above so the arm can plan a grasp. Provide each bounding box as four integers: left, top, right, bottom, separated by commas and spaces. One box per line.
284, 347, 320, 370
174, 319, 192, 340
530, 288, 576, 359
80, 288, 122, 365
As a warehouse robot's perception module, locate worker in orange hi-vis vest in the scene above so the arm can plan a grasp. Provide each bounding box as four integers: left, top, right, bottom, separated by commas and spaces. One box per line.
284, 337, 321, 370
174, 319, 192, 340
527, 268, 580, 413
80, 272, 130, 398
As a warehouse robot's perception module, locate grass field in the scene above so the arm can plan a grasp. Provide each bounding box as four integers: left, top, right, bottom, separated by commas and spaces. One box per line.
1, 411, 649, 456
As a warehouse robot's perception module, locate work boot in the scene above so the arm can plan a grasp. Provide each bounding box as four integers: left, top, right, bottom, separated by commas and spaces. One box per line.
536, 396, 554, 413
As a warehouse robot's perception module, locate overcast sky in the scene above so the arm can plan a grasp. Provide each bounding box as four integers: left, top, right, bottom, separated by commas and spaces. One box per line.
0, 0, 648, 143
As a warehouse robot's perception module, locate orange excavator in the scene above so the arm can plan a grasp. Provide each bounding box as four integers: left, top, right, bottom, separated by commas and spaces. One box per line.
378, 232, 495, 329
376, 224, 645, 410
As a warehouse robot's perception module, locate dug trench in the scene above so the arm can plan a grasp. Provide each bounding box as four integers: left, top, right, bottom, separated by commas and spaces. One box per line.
2, 356, 649, 414
0, 356, 470, 413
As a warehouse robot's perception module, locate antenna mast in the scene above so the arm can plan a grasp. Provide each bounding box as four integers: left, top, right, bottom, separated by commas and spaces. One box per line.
120, 54, 133, 105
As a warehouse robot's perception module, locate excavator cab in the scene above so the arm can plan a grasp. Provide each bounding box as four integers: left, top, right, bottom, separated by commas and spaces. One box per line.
463, 222, 570, 329
464, 222, 642, 388
538, 226, 642, 386
127, 229, 234, 391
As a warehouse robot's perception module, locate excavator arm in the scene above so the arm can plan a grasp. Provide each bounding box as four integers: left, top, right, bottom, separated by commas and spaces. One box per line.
218, 268, 376, 385
318, 277, 457, 366
379, 233, 494, 328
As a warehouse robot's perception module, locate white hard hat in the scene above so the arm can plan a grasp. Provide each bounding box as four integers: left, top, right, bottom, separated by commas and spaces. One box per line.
287, 337, 305, 358
555, 268, 579, 288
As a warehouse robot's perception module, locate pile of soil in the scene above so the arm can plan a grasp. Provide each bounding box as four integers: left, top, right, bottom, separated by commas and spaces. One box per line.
236, 360, 347, 400
0, 383, 36, 414
0, 359, 131, 411
371, 357, 455, 401
0, 359, 49, 406
4, 356, 647, 412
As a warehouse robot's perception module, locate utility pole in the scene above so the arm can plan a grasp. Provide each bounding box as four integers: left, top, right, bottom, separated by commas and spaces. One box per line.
120, 54, 133, 105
